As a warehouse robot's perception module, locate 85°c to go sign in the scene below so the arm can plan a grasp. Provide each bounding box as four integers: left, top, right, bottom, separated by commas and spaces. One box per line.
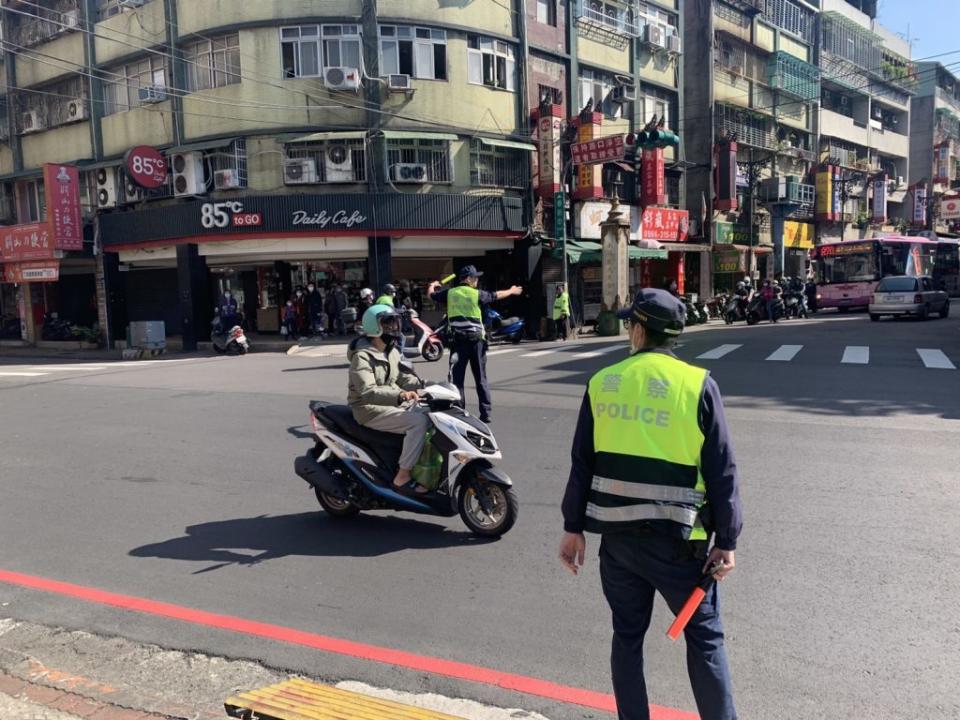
124, 145, 168, 189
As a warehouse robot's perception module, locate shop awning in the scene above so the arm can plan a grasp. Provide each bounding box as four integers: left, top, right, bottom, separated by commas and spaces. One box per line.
168, 137, 238, 154
381, 130, 459, 141
283, 130, 366, 143
557, 240, 667, 263
477, 137, 537, 152
660, 242, 712, 252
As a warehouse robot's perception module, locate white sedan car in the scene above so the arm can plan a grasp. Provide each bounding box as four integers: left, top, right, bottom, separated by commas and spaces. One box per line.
869, 276, 949, 321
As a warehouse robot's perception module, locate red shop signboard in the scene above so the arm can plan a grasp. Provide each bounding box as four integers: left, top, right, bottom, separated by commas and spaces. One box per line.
638, 207, 689, 242
2, 260, 60, 283
1, 164, 82, 263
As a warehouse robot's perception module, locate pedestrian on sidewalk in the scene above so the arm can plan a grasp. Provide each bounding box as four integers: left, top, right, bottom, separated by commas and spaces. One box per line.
281, 299, 298, 339
558, 288, 742, 720
428, 266, 522, 423
333, 285, 349, 335
306, 283, 324, 336
553, 284, 571, 341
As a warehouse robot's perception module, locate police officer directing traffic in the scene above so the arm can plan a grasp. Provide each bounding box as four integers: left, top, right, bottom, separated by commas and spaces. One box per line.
429, 266, 521, 423
558, 288, 742, 720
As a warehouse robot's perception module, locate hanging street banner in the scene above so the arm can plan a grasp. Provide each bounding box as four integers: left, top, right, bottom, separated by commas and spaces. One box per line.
1, 164, 82, 262
571, 135, 626, 165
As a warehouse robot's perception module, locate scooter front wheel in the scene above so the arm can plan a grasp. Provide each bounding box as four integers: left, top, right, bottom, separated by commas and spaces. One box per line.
422, 341, 443, 362
458, 480, 518, 537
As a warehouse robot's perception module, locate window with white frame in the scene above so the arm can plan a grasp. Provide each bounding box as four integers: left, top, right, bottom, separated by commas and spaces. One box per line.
636, 2, 677, 35
281, 24, 361, 78
103, 56, 167, 115
184, 33, 241, 92
536, 0, 558, 26
97, 0, 153, 20
470, 140, 528, 188
379, 26, 447, 80
386, 139, 451, 183
467, 35, 516, 91
284, 140, 367, 183
581, 1, 639, 35
17, 179, 46, 223
579, 68, 621, 118
637, 87, 671, 127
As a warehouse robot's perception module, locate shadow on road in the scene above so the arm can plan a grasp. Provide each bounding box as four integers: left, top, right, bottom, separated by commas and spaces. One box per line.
129, 512, 489, 573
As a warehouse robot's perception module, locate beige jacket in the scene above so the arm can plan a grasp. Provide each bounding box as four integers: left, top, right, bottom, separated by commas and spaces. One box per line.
347, 337, 423, 424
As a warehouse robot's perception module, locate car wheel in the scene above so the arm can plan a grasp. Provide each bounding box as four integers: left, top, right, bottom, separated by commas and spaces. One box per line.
870, 313, 880, 322
939, 300, 950, 319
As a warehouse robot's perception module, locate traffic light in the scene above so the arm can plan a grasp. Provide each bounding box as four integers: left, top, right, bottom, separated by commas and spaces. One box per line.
631, 129, 680, 149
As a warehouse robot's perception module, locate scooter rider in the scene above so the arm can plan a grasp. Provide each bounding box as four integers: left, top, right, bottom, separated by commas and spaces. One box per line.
347, 304, 428, 495
376, 284, 397, 307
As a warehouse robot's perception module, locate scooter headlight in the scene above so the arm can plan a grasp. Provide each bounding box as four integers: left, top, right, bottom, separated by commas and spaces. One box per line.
464, 429, 497, 454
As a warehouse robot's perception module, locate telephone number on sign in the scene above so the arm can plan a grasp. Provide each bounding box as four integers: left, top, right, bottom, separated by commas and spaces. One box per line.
232, 213, 263, 227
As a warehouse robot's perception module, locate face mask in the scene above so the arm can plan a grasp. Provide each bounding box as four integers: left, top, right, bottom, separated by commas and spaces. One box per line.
286, 302, 293, 307
296, 291, 302, 297
307, 286, 314, 292
224, 293, 231, 299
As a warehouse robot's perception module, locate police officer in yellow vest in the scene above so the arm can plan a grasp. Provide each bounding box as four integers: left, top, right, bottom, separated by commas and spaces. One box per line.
559, 288, 742, 720
429, 265, 522, 422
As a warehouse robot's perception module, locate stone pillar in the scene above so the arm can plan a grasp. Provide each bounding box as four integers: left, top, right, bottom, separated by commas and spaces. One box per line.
17, 283, 36, 343
600, 197, 630, 313
176, 244, 208, 352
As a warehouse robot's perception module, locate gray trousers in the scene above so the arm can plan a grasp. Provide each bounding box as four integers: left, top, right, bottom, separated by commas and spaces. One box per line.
362, 406, 429, 471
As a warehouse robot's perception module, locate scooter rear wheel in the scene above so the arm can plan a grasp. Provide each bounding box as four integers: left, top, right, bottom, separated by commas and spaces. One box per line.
315, 487, 360, 518
458, 480, 518, 537
422, 341, 443, 362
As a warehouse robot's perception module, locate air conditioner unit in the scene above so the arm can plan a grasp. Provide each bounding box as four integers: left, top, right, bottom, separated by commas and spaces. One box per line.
62, 8, 81, 31
66, 98, 88, 122
171, 151, 204, 196
20, 110, 44, 134
96, 167, 119, 208
118, 0, 146, 8
391, 163, 427, 183
138, 85, 167, 104
666, 34, 681, 54
611, 84, 636, 104
644, 24, 665, 48
213, 168, 242, 190
324, 66, 361, 91
387, 74, 413, 92
124, 178, 144, 204
283, 158, 318, 185
324, 145, 354, 183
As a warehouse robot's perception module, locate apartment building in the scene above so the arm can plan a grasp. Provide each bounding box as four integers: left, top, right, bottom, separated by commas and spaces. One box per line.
909, 62, 960, 233
815, 0, 914, 241
684, 0, 821, 289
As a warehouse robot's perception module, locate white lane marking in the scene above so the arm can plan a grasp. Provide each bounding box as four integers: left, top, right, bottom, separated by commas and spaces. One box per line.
696, 344, 742, 360
917, 349, 956, 370
521, 349, 556, 358
574, 351, 604, 358
841, 346, 870, 365
24, 366, 107, 372
487, 348, 519, 357
766, 344, 803, 362
0, 372, 46, 377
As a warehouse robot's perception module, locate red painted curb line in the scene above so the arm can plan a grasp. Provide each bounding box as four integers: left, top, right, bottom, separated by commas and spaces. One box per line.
0, 568, 697, 720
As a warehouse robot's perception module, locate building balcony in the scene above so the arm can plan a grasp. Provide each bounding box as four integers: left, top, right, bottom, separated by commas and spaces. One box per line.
715, 105, 776, 151
758, 176, 815, 204
767, 51, 820, 101
936, 87, 960, 114
821, 109, 870, 148
870, 128, 909, 159
574, 0, 641, 38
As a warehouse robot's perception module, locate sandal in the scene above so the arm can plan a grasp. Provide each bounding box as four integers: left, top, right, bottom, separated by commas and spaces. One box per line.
391, 480, 430, 496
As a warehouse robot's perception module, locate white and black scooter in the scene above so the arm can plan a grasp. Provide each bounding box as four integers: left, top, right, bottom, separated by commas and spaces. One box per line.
211, 315, 250, 355
294, 381, 518, 537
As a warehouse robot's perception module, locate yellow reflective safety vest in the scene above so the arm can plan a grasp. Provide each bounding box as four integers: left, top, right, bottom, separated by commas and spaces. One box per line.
375, 295, 395, 307
447, 285, 484, 339
586, 351, 709, 539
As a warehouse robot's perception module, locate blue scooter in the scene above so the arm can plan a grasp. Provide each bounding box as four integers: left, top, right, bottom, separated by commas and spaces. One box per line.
484, 307, 524, 345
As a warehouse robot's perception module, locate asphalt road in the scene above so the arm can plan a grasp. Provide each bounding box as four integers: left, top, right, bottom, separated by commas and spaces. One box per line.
0, 311, 958, 720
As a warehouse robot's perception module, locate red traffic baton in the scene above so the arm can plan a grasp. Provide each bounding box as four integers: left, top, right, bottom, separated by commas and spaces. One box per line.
666, 563, 722, 641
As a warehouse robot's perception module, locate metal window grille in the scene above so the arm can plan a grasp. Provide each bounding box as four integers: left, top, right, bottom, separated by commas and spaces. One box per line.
13, 0, 80, 47
470, 141, 528, 189
386, 139, 452, 183
767, 51, 820, 101
760, 0, 814, 44
575, 0, 641, 37
209, 139, 248, 188
285, 140, 367, 183
715, 105, 776, 150
820, 13, 881, 71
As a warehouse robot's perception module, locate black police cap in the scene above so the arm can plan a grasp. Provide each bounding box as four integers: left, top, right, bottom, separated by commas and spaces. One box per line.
616, 288, 686, 335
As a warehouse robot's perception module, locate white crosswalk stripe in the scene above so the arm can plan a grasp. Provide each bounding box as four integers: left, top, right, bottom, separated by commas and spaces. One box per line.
696, 344, 742, 360
0, 372, 46, 377
766, 345, 803, 362
520, 349, 556, 358
487, 348, 519, 357
916, 349, 956, 370
841, 346, 870, 365
573, 350, 605, 358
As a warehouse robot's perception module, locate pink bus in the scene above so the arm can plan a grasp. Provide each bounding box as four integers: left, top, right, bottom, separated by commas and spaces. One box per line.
812, 237, 939, 310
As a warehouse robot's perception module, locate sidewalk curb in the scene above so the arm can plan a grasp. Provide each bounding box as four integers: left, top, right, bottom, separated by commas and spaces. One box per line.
0, 670, 185, 720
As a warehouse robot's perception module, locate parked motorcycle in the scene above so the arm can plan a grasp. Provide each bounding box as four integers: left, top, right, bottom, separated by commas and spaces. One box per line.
295, 381, 518, 537
400, 308, 445, 362
680, 294, 708, 325
41, 313, 75, 341
484, 307, 524, 344
211, 317, 249, 354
